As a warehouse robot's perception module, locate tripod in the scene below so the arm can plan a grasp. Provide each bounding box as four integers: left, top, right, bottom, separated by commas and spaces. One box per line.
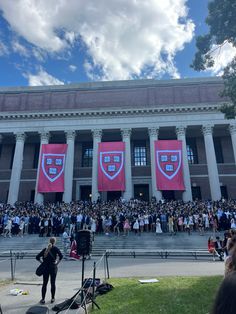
56, 254, 100, 314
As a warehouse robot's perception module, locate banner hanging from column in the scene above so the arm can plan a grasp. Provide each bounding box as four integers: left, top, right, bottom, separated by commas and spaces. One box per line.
98, 142, 125, 191
155, 140, 185, 191
37, 144, 68, 193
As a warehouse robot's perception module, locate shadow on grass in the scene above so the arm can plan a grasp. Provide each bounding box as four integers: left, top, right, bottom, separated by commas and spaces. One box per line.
92, 276, 222, 314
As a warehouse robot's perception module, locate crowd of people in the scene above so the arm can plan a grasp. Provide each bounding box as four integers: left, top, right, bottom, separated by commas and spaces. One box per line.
0, 198, 236, 239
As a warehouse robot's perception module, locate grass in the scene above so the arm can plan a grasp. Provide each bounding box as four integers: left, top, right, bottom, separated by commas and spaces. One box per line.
91, 276, 222, 314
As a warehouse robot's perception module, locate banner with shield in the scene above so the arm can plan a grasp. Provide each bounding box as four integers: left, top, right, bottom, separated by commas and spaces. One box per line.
98, 142, 125, 191
37, 144, 68, 193
155, 140, 185, 191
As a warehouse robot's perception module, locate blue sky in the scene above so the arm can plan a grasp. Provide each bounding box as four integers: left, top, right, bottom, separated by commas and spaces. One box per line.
0, 0, 235, 87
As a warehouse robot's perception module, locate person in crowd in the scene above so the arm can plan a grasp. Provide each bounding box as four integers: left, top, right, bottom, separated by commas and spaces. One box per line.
69, 237, 80, 260
62, 228, 70, 259
133, 218, 140, 235
211, 271, 236, 314
123, 218, 131, 236
4, 217, 12, 238
18, 219, 25, 238
155, 218, 162, 235
36, 237, 63, 304
214, 236, 224, 261
225, 235, 236, 276
208, 236, 221, 261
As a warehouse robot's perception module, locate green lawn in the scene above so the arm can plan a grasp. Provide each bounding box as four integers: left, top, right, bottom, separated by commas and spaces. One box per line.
92, 276, 222, 314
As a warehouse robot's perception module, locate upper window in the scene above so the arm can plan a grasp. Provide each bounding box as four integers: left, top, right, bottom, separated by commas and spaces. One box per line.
82, 144, 93, 167
186, 138, 198, 164
134, 141, 147, 166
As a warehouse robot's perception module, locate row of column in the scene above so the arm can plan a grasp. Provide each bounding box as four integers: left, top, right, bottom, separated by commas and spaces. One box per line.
5, 124, 236, 205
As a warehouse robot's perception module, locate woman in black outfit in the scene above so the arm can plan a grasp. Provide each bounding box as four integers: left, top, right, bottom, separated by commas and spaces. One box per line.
36, 237, 63, 304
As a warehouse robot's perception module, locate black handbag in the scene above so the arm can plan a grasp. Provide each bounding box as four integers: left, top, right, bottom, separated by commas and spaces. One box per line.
35, 262, 46, 276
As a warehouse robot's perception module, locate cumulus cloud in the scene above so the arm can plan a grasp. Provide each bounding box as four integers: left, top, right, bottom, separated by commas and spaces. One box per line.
0, 0, 195, 80
208, 42, 236, 76
12, 40, 30, 57
0, 41, 9, 56
23, 68, 64, 86
69, 64, 77, 72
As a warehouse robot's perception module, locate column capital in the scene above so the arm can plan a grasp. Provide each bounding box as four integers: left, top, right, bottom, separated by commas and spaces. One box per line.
65, 130, 76, 141
202, 124, 213, 136
176, 126, 186, 137
121, 128, 132, 139
39, 131, 50, 142
229, 124, 236, 135
92, 129, 102, 140
15, 132, 25, 142
148, 127, 159, 138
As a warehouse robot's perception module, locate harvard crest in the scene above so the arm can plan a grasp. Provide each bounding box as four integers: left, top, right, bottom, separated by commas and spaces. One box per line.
42, 153, 66, 182
100, 151, 124, 180
156, 150, 181, 180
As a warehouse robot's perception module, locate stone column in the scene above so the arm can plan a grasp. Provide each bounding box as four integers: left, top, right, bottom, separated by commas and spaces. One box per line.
121, 128, 132, 200
229, 124, 236, 164
63, 130, 76, 203
176, 126, 193, 202
34, 132, 50, 204
148, 127, 162, 201
91, 129, 102, 202
8, 132, 25, 205
202, 125, 221, 200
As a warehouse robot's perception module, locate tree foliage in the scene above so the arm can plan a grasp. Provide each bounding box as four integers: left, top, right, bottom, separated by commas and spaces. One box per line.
191, 0, 236, 118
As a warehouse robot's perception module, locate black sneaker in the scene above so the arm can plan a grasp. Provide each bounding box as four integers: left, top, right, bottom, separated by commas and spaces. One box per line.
51, 298, 55, 303
40, 299, 45, 304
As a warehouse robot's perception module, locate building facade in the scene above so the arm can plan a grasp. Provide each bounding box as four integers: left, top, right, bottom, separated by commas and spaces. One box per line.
0, 77, 236, 204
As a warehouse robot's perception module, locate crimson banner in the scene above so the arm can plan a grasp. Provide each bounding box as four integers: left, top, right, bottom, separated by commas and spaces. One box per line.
155, 140, 185, 191
37, 144, 68, 193
98, 142, 125, 191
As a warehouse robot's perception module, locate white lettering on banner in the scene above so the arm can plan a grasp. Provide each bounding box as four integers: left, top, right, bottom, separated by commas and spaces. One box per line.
114, 156, 120, 162
46, 158, 52, 165
49, 168, 57, 175
108, 165, 116, 172
55, 159, 63, 165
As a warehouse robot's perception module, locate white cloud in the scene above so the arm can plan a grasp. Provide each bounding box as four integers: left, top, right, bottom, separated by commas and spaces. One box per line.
0, 0, 195, 80
69, 64, 77, 72
0, 41, 9, 56
24, 68, 64, 86
208, 42, 236, 76
12, 40, 30, 57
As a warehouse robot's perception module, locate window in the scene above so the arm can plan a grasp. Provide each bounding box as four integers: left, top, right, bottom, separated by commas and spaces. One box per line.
33, 143, 40, 169
214, 137, 224, 163
134, 142, 147, 166
191, 186, 202, 200
82, 144, 93, 167
220, 186, 228, 199
186, 138, 198, 164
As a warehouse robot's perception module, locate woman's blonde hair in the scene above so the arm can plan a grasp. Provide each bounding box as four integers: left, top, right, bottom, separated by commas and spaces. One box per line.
44, 237, 56, 258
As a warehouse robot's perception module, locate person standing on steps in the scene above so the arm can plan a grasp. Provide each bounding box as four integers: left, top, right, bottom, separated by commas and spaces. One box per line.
36, 237, 63, 304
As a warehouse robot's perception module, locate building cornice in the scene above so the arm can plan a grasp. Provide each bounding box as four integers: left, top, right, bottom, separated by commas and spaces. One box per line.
0, 102, 226, 121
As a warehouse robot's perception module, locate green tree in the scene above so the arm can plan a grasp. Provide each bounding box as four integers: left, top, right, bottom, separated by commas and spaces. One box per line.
191, 0, 236, 118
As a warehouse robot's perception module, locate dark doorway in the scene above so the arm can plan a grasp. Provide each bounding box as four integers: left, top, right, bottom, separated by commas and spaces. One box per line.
220, 186, 228, 199
30, 190, 35, 202
162, 190, 175, 201
134, 184, 149, 201
55, 192, 63, 203
80, 185, 92, 201
107, 191, 121, 201
191, 186, 202, 200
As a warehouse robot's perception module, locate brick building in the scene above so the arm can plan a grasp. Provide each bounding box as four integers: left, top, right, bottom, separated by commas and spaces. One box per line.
0, 77, 235, 204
